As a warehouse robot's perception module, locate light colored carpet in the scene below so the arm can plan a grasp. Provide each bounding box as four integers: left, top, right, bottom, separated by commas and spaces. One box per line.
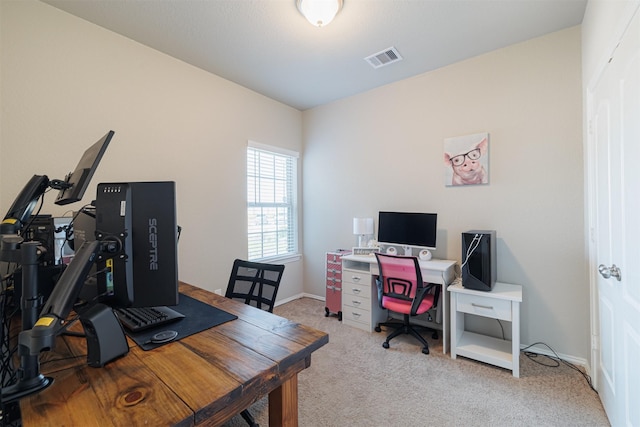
224, 297, 609, 427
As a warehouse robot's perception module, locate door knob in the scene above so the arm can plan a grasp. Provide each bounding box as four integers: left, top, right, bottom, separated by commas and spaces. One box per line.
598, 264, 622, 281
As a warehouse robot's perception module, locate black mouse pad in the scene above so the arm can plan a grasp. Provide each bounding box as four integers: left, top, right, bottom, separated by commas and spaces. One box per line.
125, 293, 237, 351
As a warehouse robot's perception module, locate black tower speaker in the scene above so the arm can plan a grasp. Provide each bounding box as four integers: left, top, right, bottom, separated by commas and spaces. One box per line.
461, 230, 496, 292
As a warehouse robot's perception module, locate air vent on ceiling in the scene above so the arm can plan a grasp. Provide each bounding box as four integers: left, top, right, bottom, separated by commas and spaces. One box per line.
364, 47, 403, 69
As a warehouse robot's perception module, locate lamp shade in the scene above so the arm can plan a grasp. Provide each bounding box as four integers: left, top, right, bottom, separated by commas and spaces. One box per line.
297, 0, 343, 27
353, 217, 374, 235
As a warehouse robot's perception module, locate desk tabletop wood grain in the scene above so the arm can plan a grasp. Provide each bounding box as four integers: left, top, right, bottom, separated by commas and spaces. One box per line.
19, 282, 329, 426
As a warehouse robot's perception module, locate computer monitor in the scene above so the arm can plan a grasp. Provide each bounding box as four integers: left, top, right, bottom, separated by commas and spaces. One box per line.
54, 130, 114, 206
1, 131, 114, 235
377, 211, 438, 251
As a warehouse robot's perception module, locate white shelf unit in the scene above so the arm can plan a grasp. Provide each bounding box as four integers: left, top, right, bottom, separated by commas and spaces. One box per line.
449, 282, 523, 377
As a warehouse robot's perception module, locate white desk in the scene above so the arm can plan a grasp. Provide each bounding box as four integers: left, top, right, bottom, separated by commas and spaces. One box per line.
340, 254, 457, 354
449, 282, 522, 377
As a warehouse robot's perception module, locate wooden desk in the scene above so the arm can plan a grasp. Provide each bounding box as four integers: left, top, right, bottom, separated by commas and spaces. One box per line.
19, 282, 329, 426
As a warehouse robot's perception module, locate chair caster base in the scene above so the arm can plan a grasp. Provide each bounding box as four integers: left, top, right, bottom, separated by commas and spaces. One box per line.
422, 347, 430, 355
382, 342, 390, 349
375, 326, 382, 332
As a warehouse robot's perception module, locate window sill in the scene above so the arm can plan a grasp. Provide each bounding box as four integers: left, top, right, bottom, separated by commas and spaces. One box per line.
251, 254, 301, 264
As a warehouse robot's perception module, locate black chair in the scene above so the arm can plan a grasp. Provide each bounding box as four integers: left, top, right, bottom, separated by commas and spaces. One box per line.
225, 258, 285, 427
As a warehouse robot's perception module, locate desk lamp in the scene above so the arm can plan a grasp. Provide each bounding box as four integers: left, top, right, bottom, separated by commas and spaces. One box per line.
353, 217, 374, 248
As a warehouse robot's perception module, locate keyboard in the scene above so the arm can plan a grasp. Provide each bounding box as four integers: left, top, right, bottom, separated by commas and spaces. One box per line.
115, 306, 185, 332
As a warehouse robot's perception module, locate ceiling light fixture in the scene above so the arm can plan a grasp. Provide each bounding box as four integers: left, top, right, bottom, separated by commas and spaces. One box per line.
296, 0, 343, 28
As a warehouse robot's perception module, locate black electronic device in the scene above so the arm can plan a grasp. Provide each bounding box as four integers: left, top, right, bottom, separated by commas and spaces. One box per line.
54, 130, 114, 205
79, 303, 129, 368
23, 215, 56, 266
95, 181, 179, 308
115, 306, 185, 332
378, 211, 438, 250
461, 230, 496, 292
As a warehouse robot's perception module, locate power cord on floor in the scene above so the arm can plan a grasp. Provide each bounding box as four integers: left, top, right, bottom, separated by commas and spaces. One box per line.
491, 320, 596, 393
521, 341, 597, 393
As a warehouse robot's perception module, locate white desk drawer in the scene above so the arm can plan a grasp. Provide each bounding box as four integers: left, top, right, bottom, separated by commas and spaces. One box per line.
343, 282, 369, 298
342, 270, 370, 285
343, 306, 370, 326
343, 293, 369, 310
457, 293, 512, 321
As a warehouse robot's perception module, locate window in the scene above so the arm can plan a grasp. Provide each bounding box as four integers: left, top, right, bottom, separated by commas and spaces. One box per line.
247, 142, 298, 261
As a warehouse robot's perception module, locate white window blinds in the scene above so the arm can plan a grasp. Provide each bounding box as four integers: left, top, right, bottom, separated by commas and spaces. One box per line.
247, 144, 298, 261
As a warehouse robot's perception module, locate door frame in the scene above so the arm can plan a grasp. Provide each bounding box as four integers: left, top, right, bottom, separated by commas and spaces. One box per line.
585, 0, 640, 393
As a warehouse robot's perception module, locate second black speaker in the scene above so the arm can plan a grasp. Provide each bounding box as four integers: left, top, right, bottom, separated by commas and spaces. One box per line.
461, 230, 496, 292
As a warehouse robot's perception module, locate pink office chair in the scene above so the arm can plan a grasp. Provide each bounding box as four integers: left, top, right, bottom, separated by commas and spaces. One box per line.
374, 252, 439, 355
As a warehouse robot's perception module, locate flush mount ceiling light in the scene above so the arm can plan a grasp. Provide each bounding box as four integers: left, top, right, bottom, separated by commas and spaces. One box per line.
296, 0, 343, 27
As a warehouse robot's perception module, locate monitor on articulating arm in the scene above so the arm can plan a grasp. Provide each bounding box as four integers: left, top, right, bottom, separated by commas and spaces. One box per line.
0, 130, 114, 236
53, 130, 114, 206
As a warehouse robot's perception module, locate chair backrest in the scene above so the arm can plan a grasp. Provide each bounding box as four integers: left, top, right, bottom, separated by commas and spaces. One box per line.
375, 253, 424, 302
225, 259, 285, 313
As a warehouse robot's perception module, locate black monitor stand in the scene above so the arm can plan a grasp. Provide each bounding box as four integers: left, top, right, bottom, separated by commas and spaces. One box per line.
0, 238, 52, 404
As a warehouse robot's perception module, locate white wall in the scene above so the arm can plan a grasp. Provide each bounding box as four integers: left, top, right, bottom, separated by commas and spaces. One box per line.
302, 27, 587, 359
0, 1, 304, 300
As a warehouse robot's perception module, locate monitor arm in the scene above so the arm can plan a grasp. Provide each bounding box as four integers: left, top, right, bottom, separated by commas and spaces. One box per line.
47, 178, 73, 191
1, 240, 101, 404
20, 238, 101, 350
0, 174, 72, 236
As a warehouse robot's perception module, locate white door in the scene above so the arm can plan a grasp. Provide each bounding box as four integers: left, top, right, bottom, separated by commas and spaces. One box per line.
590, 7, 640, 426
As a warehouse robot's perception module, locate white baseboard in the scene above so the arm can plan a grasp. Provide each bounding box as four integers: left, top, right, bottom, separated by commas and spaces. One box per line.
275, 293, 324, 307
521, 343, 591, 377
274, 297, 592, 379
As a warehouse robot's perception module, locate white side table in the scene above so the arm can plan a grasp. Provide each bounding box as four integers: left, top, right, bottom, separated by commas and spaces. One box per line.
449, 282, 523, 377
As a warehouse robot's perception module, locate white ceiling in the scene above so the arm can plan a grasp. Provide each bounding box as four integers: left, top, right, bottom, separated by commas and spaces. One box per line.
42, 0, 587, 111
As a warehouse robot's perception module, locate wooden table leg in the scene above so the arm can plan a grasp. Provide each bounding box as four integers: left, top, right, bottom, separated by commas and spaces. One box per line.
268, 375, 298, 427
